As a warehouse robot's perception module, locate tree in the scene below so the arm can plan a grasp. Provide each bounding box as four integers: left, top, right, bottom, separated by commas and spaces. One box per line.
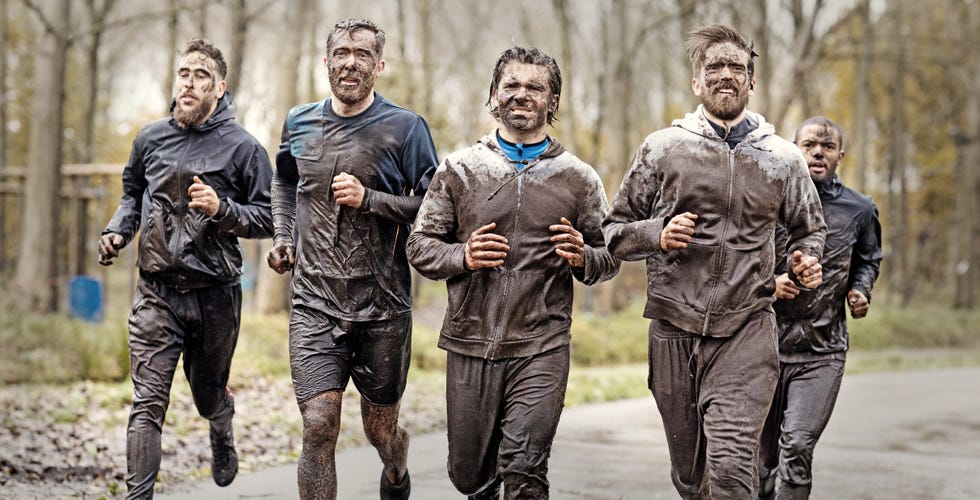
14, 0, 71, 313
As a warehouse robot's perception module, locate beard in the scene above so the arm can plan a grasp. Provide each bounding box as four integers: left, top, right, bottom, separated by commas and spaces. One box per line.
498, 97, 550, 133
329, 66, 377, 106
174, 92, 216, 129
701, 84, 750, 121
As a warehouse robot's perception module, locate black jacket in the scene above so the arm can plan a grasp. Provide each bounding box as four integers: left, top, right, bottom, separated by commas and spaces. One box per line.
104, 93, 273, 288
774, 176, 882, 360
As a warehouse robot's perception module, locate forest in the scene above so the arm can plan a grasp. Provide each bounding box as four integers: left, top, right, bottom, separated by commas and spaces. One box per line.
0, 0, 978, 315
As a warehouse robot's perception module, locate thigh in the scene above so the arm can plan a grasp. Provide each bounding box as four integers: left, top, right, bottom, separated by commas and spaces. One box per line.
498, 347, 570, 495
781, 359, 845, 442
349, 315, 412, 405
183, 284, 242, 395
128, 277, 184, 410
446, 351, 504, 495
289, 306, 353, 404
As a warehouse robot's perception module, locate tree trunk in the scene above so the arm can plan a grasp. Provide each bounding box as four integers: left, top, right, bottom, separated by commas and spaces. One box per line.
163, 0, 179, 112
14, 0, 70, 313
226, 0, 246, 94
954, 0, 978, 308
254, 0, 309, 314
0, 0, 7, 169
852, 0, 871, 193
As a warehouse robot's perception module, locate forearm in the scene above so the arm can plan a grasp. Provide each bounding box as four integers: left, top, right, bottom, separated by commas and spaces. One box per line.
361, 189, 423, 224
271, 174, 298, 244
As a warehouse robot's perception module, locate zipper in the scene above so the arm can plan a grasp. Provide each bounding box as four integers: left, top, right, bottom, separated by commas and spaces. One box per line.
701, 147, 737, 334
169, 134, 196, 268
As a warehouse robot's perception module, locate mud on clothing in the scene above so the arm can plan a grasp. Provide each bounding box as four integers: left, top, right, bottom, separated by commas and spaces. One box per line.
760, 175, 882, 495
603, 106, 826, 499
274, 93, 438, 323
103, 93, 273, 498
407, 133, 619, 497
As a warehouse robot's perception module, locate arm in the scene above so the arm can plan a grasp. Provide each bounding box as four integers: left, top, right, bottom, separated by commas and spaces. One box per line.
210, 142, 274, 239
103, 132, 148, 246
267, 129, 299, 274
848, 203, 883, 317
359, 116, 439, 224
603, 141, 668, 261
780, 151, 827, 286
406, 163, 469, 281
558, 170, 620, 285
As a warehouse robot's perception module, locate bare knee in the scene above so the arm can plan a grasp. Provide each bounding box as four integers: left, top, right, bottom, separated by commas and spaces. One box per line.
299, 391, 343, 448
361, 399, 404, 448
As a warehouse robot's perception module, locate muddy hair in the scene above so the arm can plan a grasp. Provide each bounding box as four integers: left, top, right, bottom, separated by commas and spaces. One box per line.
684, 23, 756, 80
486, 46, 562, 125
326, 18, 386, 58
181, 37, 227, 79
795, 115, 845, 152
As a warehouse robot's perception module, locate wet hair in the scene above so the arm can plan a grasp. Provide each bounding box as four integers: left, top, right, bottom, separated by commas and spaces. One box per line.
326, 18, 386, 57
795, 115, 845, 152
485, 46, 562, 125
181, 37, 227, 79
685, 23, 756, 80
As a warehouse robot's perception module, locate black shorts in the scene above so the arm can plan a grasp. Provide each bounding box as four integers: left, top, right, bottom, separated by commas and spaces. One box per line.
288, 305, 412, 405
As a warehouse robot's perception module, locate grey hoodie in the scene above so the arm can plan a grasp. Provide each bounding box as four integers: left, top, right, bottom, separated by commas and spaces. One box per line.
603, 106, 826, 337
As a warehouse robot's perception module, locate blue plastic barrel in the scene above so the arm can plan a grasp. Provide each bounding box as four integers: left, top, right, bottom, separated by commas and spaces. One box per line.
68, 275, 104, 322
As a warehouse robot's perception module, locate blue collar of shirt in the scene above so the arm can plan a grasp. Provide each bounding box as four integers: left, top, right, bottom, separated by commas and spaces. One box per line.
496, 131, 550, 170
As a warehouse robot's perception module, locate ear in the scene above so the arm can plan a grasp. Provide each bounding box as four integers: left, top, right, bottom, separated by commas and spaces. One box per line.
376, 59, 386, 75
216, 80, 227, 98
748, 77, 757, 95
838, 150, 845, 162
692, 77, 703, 97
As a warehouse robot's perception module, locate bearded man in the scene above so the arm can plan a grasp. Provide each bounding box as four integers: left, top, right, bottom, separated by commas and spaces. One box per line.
265, 18, 438, 500
603, 24, 827, 499
99, 38, 273, 498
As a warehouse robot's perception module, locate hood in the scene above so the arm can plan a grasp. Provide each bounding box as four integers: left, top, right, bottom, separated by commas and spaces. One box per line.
672, 104, 775, 147
168, 91, 237, 132
478, 131, 566, 161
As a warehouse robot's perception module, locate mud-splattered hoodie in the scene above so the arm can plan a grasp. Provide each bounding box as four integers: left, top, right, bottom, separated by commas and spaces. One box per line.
603, 105, 826, 337
407, 134, 620, 360
104, 93, 273, 289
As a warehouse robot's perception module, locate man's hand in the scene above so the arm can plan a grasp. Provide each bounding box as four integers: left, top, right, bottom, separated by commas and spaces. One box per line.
847, 289, 870, 318
550, 217, 585, 268
773, 273, 801, 300
332, 172, 365, 208
188, 175, 221, 217
98, 233, 125, 266
465, 222, 509, 270
267, 242, 296, 274
790, 250, 822, 289
661, 212, 698, 251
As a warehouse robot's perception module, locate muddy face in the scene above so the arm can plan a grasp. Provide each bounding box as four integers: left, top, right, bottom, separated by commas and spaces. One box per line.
173, 51, 225, 128
326, 29, 382, 106
492, 62, 556, 136
796, 124, 843, 184
693, 42, 753, 122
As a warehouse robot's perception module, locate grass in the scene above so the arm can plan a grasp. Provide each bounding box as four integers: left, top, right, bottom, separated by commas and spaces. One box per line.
2, 289, 979, 407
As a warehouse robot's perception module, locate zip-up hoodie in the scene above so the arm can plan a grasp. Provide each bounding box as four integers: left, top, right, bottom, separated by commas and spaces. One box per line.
603, 106, 826, 337
104, 93, 273, 288
407, 134, 620, 360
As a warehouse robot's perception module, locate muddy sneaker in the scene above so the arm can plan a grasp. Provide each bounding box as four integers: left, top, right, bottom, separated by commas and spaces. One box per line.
210, 424, 238, 487
380, 469, 410, 500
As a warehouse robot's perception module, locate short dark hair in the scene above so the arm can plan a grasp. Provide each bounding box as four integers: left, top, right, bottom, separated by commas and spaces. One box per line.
486, 46, 562, 125
795, 116, 845, 152
327, 18, 386, 57
181, 37, 227, 79
685, 24, 756, 80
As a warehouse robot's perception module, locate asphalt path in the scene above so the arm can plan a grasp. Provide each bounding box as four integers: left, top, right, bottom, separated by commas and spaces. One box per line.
161, 367, 980, 499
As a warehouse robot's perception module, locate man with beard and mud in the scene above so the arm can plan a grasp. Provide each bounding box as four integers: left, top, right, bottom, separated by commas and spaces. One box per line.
602, 24, 827, 499
265, 18, 437, 500
757, 116, 882, 500
98, 38, 272, 498
407, 46, 620, 499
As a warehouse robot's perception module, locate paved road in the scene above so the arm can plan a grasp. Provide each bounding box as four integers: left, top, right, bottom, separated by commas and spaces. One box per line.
161, 367, 980, 499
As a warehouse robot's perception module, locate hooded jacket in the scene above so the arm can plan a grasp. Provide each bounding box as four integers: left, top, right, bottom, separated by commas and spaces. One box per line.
603, 106, 826, 337
773, 176, 882, 361
104, 93, 273, 289
407, 134, 620, 360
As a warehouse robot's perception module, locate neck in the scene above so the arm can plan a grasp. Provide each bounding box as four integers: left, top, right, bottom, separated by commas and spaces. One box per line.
702, 108, 747, 133
331, 91, 375, 117
498, 126, 547, 145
